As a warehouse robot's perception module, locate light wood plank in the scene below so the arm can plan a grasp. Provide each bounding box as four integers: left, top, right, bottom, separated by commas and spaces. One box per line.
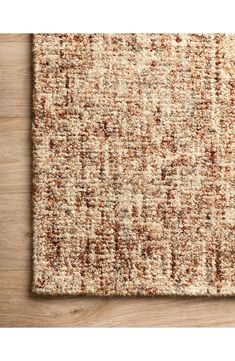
0, 42, 32, 117
0, 193, 31, 271
0, 34, 31, 42
0, 118, 31, 194
0, 116, 31, 271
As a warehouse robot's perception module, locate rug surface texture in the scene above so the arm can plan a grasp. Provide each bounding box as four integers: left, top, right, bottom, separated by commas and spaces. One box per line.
33, 34, 235, 296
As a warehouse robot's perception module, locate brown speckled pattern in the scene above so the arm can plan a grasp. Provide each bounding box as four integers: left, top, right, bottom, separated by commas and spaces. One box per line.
33, 34, 235, 296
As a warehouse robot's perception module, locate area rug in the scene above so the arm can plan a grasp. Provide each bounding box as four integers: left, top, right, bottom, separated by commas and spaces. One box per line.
32, 34, 235, 296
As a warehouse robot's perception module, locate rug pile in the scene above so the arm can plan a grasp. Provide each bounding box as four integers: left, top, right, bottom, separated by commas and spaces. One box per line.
33, 34, 234, 296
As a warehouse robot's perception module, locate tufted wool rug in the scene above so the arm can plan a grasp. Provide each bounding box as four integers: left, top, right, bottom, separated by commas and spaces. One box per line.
32, 34, 234, 296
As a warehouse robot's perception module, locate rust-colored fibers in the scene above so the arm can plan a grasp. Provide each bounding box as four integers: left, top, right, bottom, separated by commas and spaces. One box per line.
32, 34, 235, 296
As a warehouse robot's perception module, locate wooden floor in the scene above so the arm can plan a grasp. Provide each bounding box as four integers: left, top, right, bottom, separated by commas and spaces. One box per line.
0, 34, 234, 327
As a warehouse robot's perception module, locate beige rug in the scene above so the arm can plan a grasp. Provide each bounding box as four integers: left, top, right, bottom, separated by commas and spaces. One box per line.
32, 34, 235, 296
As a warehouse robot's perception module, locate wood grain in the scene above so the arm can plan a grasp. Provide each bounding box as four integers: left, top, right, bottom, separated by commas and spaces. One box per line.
0, 34, 31, 42
0, 34, 234, 327
0, 42, 32, 118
